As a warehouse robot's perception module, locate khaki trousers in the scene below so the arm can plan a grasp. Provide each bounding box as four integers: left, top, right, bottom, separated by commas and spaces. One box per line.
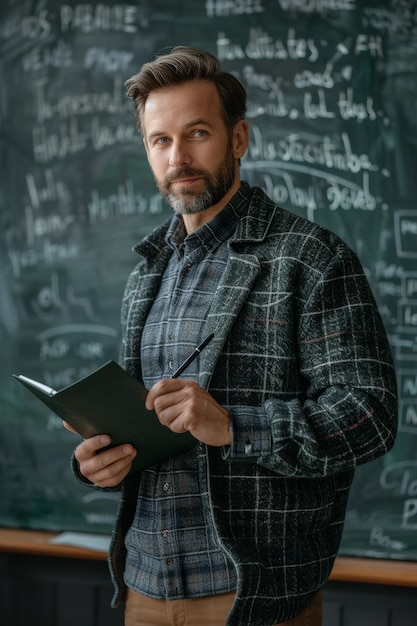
124, 587, 322, 626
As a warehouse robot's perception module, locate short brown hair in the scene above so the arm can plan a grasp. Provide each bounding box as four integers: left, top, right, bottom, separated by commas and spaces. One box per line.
125, 46, 246, 135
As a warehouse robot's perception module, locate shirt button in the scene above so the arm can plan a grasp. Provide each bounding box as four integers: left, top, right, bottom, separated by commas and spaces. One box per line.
168, 361, 173, 370
166, 558, 173, 566
163, 483, 170, 492
162, 530, 169, 538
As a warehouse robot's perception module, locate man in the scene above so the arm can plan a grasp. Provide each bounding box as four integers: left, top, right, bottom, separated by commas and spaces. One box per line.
68, 46, 397, 626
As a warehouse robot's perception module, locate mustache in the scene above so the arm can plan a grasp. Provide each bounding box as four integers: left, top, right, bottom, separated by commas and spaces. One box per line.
166, 167, 208, 184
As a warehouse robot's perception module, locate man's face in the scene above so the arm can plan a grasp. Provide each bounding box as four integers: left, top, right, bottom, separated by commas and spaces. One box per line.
143, 80, 247, 219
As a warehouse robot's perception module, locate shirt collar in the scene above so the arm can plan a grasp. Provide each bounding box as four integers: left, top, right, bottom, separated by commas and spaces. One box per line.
165, 182, 251, 256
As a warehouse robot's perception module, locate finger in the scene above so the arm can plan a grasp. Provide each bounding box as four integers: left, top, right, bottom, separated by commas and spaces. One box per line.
76, 442, 137, 487
162, 412, 190, 434
152, 392, 186, 428
62, 420, 78, 434
150, 380, 203, 433
150, 379, 197, 418
75, 435, 112, 462
145, 378, 187, 410
88, 451, 136, 488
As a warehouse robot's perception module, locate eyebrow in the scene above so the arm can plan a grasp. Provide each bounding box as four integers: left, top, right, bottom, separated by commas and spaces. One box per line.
146, 118, 215, 142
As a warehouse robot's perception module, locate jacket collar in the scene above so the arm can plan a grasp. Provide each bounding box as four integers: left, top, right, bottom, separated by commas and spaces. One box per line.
231, 186, 277, 245
133, 186, 278, 262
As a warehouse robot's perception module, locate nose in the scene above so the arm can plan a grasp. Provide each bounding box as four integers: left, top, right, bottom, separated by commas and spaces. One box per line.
168, 139, 192, 168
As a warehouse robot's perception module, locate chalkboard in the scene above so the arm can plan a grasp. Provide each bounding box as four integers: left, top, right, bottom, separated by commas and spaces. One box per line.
1, 0, 416, 560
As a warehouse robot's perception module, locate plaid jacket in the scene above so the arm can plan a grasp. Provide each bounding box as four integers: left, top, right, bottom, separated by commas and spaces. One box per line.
106, 187, 397, 625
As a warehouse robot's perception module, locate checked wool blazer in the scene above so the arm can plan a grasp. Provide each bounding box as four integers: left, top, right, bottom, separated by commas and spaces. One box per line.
95, 186, 397, 625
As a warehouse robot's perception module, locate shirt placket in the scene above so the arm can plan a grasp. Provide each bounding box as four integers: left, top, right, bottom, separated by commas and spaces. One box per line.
157, 460, 185, 598
164, 250, 197, 377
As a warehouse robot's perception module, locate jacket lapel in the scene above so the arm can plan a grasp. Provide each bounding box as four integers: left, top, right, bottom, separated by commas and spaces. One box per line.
199, 188, 278, 388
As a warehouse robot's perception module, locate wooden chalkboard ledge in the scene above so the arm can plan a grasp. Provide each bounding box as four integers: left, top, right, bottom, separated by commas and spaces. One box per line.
330, 555, 417, 587
0, 528, 107, 561
1, 528, 417, 587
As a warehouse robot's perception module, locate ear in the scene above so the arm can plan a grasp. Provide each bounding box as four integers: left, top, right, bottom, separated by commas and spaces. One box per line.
232, 119, 249, 160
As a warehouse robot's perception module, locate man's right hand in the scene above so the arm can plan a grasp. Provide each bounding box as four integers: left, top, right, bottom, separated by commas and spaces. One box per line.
65, 424, 137, 487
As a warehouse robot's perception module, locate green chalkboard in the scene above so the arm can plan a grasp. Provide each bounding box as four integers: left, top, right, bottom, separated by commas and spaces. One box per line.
1, 0, 417, 560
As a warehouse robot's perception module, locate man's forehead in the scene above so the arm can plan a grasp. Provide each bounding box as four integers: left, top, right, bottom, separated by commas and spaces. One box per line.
143, 81, 223, 131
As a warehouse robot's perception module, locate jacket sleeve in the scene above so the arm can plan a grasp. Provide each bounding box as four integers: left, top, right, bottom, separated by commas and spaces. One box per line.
226, 245, 398, 478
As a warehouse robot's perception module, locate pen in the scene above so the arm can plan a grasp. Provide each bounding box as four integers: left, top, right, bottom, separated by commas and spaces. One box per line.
171, 333, 215, 379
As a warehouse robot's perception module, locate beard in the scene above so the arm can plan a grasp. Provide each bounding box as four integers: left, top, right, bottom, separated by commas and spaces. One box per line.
155, 146, 236, 215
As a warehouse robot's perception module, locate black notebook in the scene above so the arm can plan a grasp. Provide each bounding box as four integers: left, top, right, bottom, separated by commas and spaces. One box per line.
14, 361, 196, 473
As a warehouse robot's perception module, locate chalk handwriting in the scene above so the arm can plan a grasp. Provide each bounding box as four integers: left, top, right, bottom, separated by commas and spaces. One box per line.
205, 0, 264, 17
84, 47, 134, 72
0, 9, 51, 42
91, 117, 137, 150
85, 512, 117, 525
25, 209, 75, 245
25, 169, 70, 210
29, 272, 98, 322
293, 39, 351, 90
60, 4, 140, 33
380, 462, 417, 497
37, 324, 118, 388
405, 277, 417, 299
278, 0, 356, 12
41, 337, 70, 360
40, 337, 105, 361
22, 39, 73, 72
338, 88, 377, 122
402, 500, 417, 530
37, 324, 118, 342
303, 89, 335, 119
248, 127, 378, 175
354, 34, 383, 57
34, 76, 131, 124
217, 28, 320, 61
261, 172, 318, 222
88, 184, 164, 224
363, 4, 417, 35
369, 527, 407, 551
83, 492, 120, 503
374, 263, 405, 280
395, 211, 417, 259
242, 163, 378, 220
33, 120, 88, 163
44, 367, 79, 388
400, 303, 417, 328
403, 405, 417, 431
32, 118, 138, 164
394, 333, 417, 362
294, 68, 334, 89
8, 240, 79, 278
240, 67, 381, 123
327, 172, 376, 211
243, 65, 285, 100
